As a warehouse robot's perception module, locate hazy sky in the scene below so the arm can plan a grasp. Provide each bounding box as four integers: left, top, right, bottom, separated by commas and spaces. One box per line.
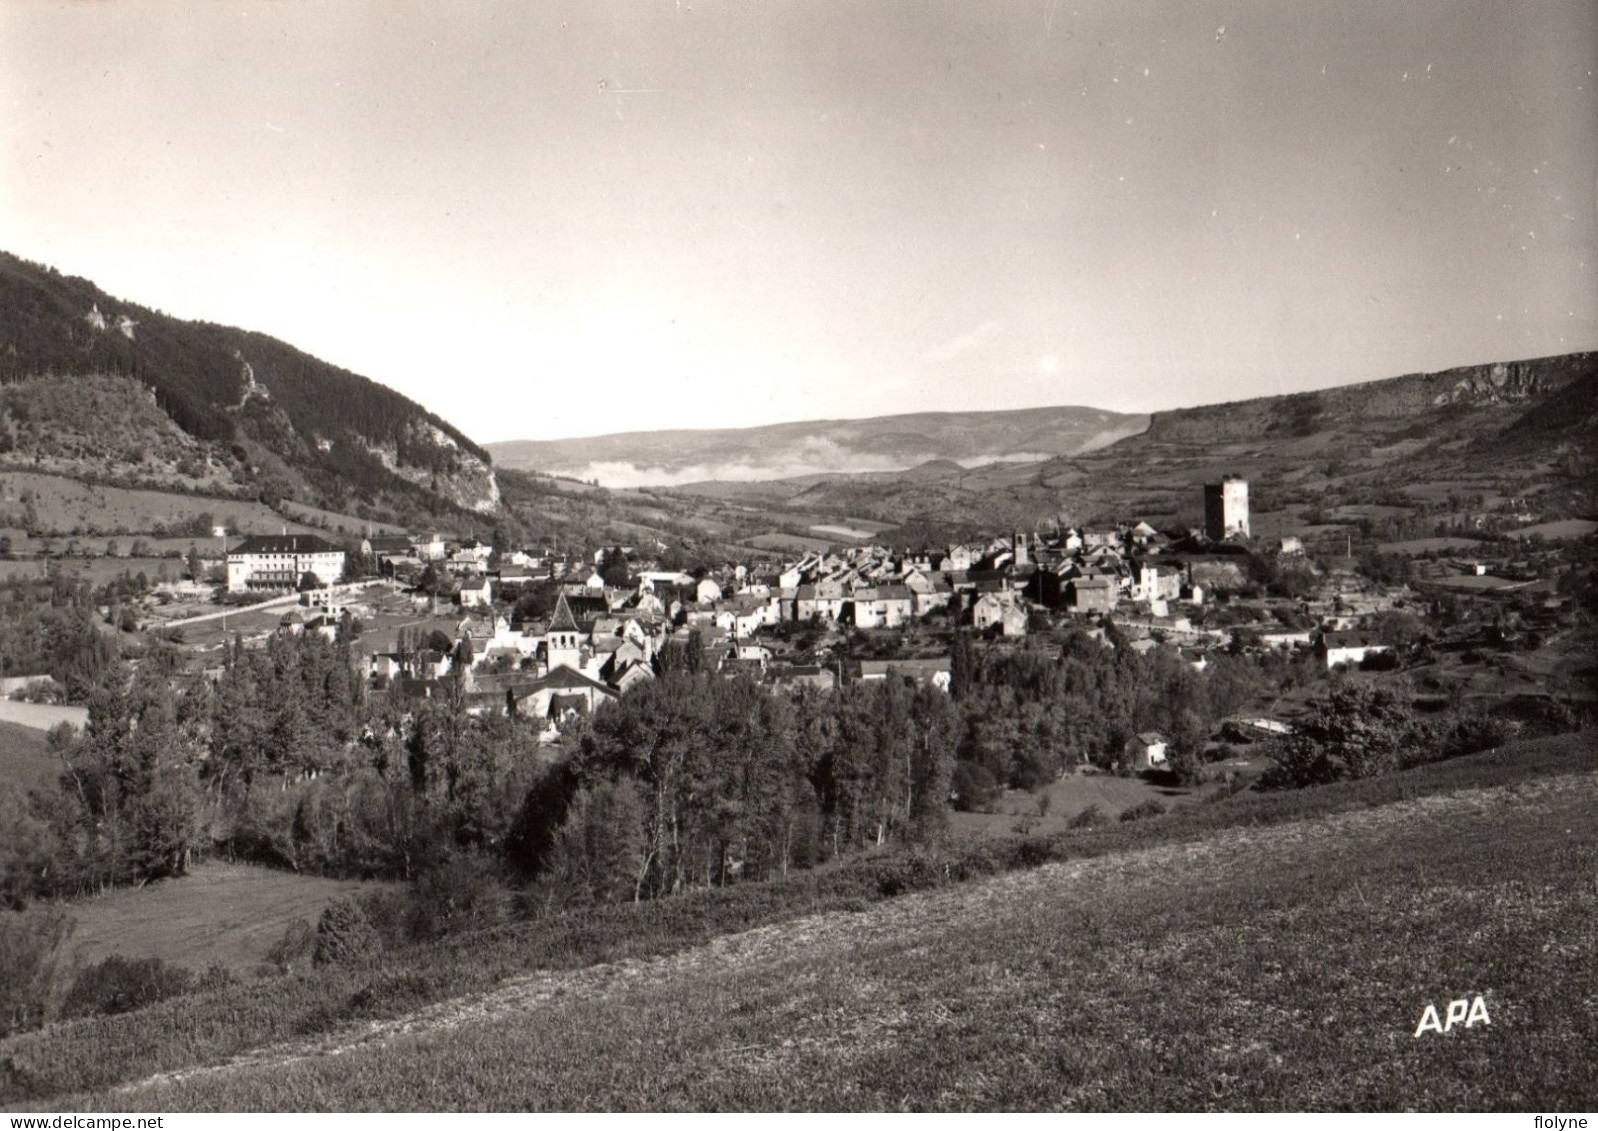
3, 0, 1594, 442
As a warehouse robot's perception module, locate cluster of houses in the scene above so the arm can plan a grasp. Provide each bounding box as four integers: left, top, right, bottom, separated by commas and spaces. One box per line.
341, 516, 1238, 740
218, 477, 1453, 747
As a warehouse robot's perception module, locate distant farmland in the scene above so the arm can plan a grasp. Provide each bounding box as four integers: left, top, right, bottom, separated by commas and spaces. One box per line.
1511, 518, 1598, 540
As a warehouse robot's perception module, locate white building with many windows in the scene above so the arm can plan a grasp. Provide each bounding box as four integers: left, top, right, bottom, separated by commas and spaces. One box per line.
226, 534, 346, 593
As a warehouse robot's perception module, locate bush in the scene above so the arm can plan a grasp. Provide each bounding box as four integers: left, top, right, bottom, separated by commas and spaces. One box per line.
265, 918, 316, 972
14, 679, 62, 704
951, 761, 1001, 813
1262, 683, 1427, 789
195, 964, 234, 994
0, 907, 74, 1036
61, 955, 194, 1020
1443, 714, 1521, 759
405, 856, 509, 942
313, 899, 382, 967
870, 850, 947, 898
1067, 803, 1105, 829
1118, 799, 1167, 823
1205, 772, 1251, 803
356, 889, 415, 951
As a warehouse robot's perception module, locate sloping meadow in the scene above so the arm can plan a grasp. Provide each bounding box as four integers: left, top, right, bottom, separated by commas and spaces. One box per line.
3, 732, 1593, 1110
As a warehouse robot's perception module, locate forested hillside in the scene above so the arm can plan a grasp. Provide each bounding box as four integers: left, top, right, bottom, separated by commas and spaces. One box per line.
0, 253, 498, 520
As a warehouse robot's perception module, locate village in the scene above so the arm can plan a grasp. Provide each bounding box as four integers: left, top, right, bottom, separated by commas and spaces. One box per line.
8, 472, 1539, 781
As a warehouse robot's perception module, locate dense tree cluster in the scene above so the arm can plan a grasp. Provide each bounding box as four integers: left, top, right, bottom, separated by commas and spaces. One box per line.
0, 573, 117, 693
0, 631, 545, 909
1262, 682, 1423, 788
949, 630, 1267, 793
0, 611, 1313, 913
516, 674, 956, 905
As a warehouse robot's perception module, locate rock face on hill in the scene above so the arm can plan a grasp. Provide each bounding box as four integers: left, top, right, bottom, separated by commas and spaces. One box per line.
1432, 360, 1558, 405
1140, 352, 1595, 446
0, 252, 498, 520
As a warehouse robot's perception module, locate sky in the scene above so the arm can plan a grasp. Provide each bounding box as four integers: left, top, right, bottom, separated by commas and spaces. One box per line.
3, 0, 1595, 444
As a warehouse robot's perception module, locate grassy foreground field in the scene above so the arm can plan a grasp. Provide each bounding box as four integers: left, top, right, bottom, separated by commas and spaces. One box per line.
96, 765, 1597, 1111
3, 734, 1593, 1111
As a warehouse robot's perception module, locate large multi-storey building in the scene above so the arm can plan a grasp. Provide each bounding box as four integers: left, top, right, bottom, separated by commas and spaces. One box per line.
226, 534, 346, 593
1204, 476, 1250, 541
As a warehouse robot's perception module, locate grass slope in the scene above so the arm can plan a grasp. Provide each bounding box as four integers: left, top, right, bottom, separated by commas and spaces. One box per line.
99, 768, 1597, 1111
0, 700, 88, 735
0, 719, 55, 793
0, 471, 320, 540
2, 733, 1591, 1110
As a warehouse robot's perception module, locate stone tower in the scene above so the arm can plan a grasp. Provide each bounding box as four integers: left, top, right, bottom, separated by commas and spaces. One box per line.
1204, 476, 1250, 541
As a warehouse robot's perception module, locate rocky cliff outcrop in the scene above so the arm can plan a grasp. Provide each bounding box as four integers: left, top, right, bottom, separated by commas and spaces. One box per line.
1431, 361, 1552, 405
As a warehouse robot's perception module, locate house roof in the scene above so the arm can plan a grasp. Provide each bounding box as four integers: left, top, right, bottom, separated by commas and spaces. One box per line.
851, 585, 912, 602
1135, 731, 1168, 746
1321, 631, 1389, 649
231, 534, 341, 556
859, 657, 951, 677
516, 664, 617, 699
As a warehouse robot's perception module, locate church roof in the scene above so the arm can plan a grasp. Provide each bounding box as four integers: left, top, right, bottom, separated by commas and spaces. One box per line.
547, 591, 580, 632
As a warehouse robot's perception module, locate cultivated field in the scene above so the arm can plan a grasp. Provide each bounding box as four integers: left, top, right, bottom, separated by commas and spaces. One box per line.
62, 862, 387, 974
741, 532, 837, 554
83, 766, 1597, 1111
1376, 537, 1488, 555
0, 556, 192, 585
1511, 518, 1598, 541
279, 501, 405, 536
944, 764, 1269, 839
0, 472, 318, 539
0, 700, 88, 733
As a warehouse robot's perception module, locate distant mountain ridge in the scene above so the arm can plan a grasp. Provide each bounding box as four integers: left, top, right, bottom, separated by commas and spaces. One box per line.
1140, 353, 1595, 446
0, 251, 499, 519
488, 405, 1150, 487
662, 350, 1598, 535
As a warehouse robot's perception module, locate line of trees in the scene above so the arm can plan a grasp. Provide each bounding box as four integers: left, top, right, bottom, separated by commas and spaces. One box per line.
0, 618, 1300, 912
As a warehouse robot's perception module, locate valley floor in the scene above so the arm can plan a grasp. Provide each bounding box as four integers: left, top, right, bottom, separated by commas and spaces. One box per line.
86, 767, 1597, 1112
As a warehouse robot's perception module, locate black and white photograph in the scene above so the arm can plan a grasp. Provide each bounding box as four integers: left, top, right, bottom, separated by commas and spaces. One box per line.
0, 0, 1594, 1115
